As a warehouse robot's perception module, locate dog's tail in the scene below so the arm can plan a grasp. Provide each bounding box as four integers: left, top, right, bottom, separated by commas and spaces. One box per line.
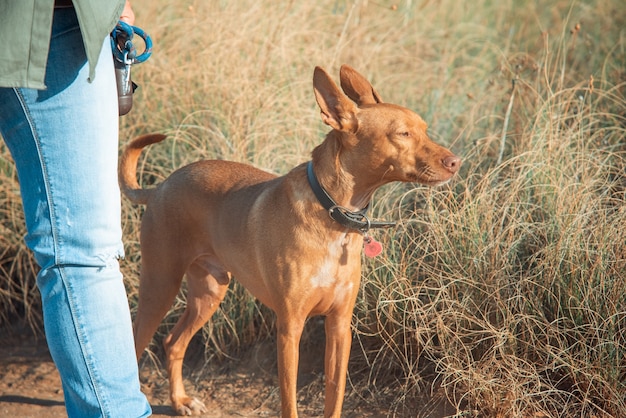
119, 133, 167, 205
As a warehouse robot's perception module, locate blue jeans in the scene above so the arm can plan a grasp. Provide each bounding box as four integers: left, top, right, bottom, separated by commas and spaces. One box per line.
0, 8, 151, 418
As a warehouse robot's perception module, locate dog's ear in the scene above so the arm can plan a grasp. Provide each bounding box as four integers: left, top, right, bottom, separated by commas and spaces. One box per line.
313, 66, 358, 133
339, 65, 384, 106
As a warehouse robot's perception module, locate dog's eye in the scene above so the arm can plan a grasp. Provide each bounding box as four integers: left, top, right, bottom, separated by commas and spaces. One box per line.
399, 131, 411, 137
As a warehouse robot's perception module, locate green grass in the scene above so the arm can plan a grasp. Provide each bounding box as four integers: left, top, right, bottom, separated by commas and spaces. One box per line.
2, 0, 625, 416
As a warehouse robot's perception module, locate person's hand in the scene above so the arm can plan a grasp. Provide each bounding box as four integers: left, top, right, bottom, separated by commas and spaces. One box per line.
120, 1, 135, 25
114, 2, 136, 55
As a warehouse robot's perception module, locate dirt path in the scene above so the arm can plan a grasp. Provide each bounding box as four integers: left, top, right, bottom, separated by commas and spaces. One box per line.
0, 333, 290, 417
0, 332, 396, 417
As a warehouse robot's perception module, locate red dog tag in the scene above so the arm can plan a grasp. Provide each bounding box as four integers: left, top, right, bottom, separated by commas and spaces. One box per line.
363, 236, 383, 258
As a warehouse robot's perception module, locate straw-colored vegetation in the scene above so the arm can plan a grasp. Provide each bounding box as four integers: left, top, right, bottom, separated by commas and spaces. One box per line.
2, 0, 624, 416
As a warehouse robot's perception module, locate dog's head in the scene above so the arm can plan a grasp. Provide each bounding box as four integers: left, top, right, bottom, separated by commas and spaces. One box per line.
313, 65, 460, 187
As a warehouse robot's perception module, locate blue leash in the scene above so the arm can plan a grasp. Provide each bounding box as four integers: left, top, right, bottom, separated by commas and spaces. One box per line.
110, 21, 152, 65
110, 21, 153, 115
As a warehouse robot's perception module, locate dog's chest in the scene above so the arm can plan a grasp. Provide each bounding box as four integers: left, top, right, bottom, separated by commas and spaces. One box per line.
309, 232, 360, 288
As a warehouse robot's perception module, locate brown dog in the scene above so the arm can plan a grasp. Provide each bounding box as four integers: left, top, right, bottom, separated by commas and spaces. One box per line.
120, 65, 460, 417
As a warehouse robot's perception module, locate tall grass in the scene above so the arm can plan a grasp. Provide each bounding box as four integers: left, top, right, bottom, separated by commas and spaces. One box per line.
1, 0, 624, 416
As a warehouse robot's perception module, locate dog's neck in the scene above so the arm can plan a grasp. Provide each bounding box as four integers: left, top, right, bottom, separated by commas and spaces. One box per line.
311, 131, 379, 211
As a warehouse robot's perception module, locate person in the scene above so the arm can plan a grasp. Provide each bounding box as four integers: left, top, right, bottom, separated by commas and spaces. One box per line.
0, 1, 152, 417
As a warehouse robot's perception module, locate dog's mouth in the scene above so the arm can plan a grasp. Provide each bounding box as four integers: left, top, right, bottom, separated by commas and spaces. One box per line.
406, 167, 458, 187
411, 154, 461, 186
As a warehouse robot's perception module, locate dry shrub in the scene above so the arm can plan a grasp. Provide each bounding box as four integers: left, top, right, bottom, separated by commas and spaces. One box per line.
352, 1, 626, 416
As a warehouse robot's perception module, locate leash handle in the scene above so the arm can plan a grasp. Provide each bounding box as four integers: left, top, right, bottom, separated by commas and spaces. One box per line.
111, 21, 153, 64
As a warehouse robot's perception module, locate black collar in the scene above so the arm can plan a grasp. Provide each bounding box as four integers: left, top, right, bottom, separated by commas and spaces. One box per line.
306, 161, 396, 233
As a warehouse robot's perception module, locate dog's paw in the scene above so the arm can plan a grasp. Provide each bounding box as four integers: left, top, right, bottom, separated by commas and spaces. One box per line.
174, 397, 208, 416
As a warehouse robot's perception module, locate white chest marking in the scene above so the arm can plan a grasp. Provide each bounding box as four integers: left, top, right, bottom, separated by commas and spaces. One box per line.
310, 235, 346, 288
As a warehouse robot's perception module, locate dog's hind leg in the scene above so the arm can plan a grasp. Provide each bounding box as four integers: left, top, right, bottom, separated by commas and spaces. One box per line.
164, 261, 230, 416
133, 251, 186, 362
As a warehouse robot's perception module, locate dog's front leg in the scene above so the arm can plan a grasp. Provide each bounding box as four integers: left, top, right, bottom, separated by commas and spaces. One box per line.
323, 310, 353, 418
276, 315, 305, 418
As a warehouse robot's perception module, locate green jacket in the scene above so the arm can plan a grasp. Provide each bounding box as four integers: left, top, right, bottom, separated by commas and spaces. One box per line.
0, 0, 125, 89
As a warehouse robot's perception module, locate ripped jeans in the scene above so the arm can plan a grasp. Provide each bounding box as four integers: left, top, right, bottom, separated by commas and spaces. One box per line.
0, 8, 151, 418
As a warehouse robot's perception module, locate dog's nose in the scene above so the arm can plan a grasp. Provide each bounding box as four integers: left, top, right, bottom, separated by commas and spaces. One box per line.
442, 155, 461, 173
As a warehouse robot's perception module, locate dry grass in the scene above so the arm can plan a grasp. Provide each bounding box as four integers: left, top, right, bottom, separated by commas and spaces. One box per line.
2, 0, 625, 416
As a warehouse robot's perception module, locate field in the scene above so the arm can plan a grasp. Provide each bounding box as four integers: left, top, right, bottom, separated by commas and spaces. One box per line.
1, 0, 625, 416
